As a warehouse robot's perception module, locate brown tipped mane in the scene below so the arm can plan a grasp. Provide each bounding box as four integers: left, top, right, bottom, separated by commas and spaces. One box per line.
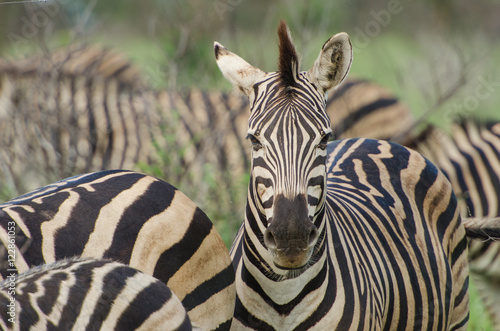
277, 20, 299, 89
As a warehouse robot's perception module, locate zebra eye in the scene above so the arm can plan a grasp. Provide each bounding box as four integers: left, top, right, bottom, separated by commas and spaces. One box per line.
317, 133, 331, 150
248, 134, 263, 151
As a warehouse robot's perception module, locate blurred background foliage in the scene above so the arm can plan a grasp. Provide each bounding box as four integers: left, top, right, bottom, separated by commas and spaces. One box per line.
0, 1, 499, 328
1, 0, 499, 122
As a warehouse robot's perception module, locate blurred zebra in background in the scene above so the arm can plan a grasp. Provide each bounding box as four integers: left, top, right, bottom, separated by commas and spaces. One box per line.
0, 170, 235, 331
0, 45, 252, 227
0, 257, 194, 330
0, 46, 248, 201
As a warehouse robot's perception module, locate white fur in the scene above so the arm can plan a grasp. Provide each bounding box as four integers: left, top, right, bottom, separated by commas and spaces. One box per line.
307, 32, 353, 93
214, 42, 267, 96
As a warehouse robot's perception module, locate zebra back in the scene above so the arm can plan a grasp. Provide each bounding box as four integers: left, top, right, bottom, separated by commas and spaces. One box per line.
0, 257, 194, 331
327, 77, 414, 141
0, 44, 142, 86
0, 170, 235, 331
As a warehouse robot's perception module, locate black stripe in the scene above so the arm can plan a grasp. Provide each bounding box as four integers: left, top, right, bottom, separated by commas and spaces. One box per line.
213, 319, 232, 331
327, 79, 366, 103
101, 80, 114, 169
116, 85, 128, 168
152, 207, 213, 285
53, 172, 144, 259
115, 279, 174, 330
87, 264, 139, 330
86, 77, 98, 171
234, 295, 275, 331
104, 178, 177, 263
182, 263, 235, 311
37, 271, 69, 315
129, 90, 142, 164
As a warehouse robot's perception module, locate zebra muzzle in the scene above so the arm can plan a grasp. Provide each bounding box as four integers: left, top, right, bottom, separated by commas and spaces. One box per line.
264, 195, 319, 269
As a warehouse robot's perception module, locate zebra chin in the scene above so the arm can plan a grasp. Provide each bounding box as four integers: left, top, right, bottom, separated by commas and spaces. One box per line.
269, 246, 315, 270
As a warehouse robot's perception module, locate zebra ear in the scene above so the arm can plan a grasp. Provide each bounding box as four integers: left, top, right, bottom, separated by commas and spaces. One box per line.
214, 42, 267, 96
307, 32, 352, 94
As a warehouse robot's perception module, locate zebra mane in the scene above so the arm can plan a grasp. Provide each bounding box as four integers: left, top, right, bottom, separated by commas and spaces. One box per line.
277, 20, 300, 89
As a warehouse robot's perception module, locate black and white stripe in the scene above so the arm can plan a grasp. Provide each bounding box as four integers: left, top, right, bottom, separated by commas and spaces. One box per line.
0, 170, 235, 331
0, 257, 194, 331
324, 79, 500, 327
216, 21, 471, 330
408, 120, 500, 327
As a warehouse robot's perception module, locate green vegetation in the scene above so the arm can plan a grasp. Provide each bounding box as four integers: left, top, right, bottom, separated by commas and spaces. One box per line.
469, 277, 494, 330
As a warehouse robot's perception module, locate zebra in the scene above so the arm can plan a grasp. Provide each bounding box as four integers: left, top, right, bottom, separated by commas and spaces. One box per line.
0, 257, 196, 331
323, 76, 500, 327
215, 20, 472, 330
0, 170, 235, 331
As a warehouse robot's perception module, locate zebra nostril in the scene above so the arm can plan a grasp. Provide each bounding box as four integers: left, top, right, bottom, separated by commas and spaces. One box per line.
264, 229, 277, 249
308, 227, 319, 247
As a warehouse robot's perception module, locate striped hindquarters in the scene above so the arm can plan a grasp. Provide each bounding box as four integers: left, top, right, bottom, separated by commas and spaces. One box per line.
0, 170, 235, 331
0, 257, 193, 331
411, 120, 500, 327
412, 120, 500, 218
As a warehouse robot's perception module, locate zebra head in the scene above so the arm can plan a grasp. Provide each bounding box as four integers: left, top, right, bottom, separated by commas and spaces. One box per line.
215, 21, 352, 271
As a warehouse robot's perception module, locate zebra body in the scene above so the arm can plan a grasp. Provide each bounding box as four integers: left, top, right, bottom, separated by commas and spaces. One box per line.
216, 21, 469, 330
326, 77, 414, 141
324, 74, 500, 326
0, 257, 193, 331
0, 170, 235, 331
408, 120, 500, 327
0, 48, 249, 199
